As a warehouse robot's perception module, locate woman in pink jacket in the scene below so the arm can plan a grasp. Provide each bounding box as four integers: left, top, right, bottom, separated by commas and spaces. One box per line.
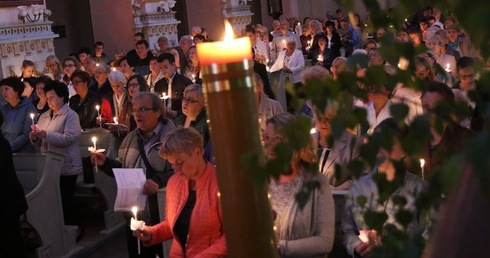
136, 127, 226, 257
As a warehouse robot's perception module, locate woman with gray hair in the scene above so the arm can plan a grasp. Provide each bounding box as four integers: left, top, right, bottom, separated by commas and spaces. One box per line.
270, 37, 305, 112
173, 84, 209, 146
90, 63, 113, 98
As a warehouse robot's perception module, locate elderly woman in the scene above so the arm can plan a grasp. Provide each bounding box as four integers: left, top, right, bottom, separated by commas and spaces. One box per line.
44, 55, 64, 81
69, 70, 102, 129
29, 80, 82, 227
426, 35, 457, 78
135, 127, 226, 257
1, 77, 37, 153
173, 84, 209, 146
270, 37, 305, 112
100, 71, 131, 127
342, 119, 426, 258
265, 113, 335, 257
92, 92, 175, 258
90, 64, 113, 98
33, 76, 53, 115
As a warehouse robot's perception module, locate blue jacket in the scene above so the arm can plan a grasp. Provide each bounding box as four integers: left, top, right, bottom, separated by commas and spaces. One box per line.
1, 98, 37, 153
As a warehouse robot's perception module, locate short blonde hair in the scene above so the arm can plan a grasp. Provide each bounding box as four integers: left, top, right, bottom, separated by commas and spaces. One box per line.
160, 127, 204, 158
301, 66, 331, 83
266, 113, 317, 169
183, 84, 204, 106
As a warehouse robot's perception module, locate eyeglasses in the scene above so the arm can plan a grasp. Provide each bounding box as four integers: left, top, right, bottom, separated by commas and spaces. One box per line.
63, 64, 76, 68
458, 73, 475, 80
182, 97, 200, 104
128, 83, 140, 88
132, 107, 157, 115
72, 80, 84, 85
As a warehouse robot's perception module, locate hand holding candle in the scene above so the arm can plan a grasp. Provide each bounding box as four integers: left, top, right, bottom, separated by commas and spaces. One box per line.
131, 206, 142, 255
30, 113, 39, 132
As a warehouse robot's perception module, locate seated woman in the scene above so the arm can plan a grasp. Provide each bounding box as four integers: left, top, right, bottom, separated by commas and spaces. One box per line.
33, 76, 53, 115
61, 56, 81, 98
0, 77, 37, 153
313, 103, 364, 189
265, 113, 334, 257
44, 55, 64, 81
341, 119, 426, 258
90, 64, 113, 98
169, 46, 193, 80
29, 80, 82, 227
310, 34, 336, 70
69, 70, 102, 129
135, 127, 226, 257
173, 84, 209, 147
187, 46, 202, 85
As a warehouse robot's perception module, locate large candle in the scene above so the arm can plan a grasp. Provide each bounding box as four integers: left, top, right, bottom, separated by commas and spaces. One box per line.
197, 20, 276, 257
197, 23, 252, 66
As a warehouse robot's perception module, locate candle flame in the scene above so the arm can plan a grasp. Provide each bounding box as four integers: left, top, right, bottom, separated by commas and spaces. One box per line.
420, 159, 425, 168
310, 128, 317, 134
114, 117, 118, 124
224, 20, 234, 41
95, 105, 100, 111
92, 136, 97, 144
132, 206, 138, 216
30, 113, 35, 119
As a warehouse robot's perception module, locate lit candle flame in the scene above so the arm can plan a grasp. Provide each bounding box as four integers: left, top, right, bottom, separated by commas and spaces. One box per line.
114, 117, 118, 124
420, 159, 425, 168
95, 105, 100, 111
310, 128, 317, 134
132, 206, 138, 219
224, 20, 234, 41
30, 113, 35, 119
96, 63, 100, 67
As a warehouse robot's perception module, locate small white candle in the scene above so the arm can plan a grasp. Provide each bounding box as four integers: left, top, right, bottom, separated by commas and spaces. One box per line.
318, 54, 324, 62
420, 159, 425, 180
30, 113, 35, 125
132, 206, 141, 255
192, 74, 196, 83
307, 40, 310, 47
92, 136, 97, 151
111, 67, 117, 71
95, 105, 100, 116
114, 117, 118, 124
445, 63, 451, 73
96, 63, 100, 67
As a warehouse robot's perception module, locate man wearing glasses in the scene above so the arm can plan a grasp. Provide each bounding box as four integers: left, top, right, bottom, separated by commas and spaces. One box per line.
91, 92, 175, 258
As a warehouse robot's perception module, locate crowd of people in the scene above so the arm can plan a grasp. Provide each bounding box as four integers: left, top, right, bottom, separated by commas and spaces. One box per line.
1, 5, 488, 258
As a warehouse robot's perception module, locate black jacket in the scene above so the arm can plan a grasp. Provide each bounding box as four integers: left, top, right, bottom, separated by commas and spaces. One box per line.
154, 72, 193, 113
69, 91, 102, 129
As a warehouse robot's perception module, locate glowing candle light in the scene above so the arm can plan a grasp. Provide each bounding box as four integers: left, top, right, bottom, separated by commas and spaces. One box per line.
114, 117, 118, 124
132, 206, 140, 255
30, 113, 35, 125
420, 159, 425, 180
445, 63, 451, 73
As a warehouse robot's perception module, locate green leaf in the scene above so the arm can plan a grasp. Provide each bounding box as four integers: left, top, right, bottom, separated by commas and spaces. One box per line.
364, 210, 388, 232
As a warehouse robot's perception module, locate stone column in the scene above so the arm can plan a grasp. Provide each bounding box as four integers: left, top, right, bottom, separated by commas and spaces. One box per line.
221, 0, 254, 36
132, 0, 181, 52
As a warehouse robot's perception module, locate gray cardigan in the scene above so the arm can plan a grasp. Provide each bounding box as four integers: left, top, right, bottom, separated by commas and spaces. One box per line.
34, 104, 82, 176
271, 170, 335, 258
341, 171, 426, 257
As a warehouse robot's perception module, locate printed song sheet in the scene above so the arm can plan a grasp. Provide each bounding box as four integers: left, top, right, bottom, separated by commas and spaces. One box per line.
113, 168, 147, 212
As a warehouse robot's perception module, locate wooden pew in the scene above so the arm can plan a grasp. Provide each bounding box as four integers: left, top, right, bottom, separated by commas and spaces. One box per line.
14, 151, 83, 258
79, 130, 124, 234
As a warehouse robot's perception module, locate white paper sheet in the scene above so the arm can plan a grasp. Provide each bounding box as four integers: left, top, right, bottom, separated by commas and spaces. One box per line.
113, 168, 147, 212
